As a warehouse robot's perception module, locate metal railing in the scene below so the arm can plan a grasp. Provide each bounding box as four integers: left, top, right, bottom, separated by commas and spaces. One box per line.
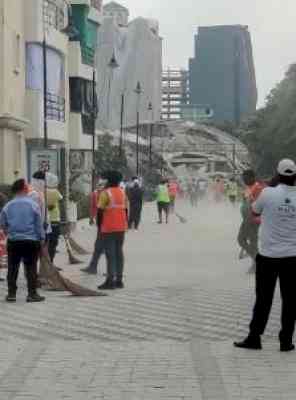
43, 0, 66, 31
46, 92, 66, 122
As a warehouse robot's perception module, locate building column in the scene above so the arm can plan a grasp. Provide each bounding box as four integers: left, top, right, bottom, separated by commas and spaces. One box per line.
0, 114, 29, 185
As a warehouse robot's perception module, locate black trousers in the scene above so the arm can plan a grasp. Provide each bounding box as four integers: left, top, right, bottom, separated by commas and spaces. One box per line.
249, 254, 296, 343
47, 223, 60, 263
128, 205, 142, 229
157, 202, 169, 222
88, 234, 104, 272
101, 232, 125, 282
237, 220, 258, 260
7, 240, 40, 295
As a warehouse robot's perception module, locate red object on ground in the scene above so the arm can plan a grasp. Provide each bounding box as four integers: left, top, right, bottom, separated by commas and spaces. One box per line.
0, 230, 7, 266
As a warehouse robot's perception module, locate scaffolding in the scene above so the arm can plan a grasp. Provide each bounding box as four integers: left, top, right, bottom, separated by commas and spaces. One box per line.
162, 69, 189, 121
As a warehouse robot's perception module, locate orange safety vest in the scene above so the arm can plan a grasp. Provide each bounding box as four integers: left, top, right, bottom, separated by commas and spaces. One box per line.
245, 181, 266, 225
101, 188, 128, 233
168, 182, 178, 197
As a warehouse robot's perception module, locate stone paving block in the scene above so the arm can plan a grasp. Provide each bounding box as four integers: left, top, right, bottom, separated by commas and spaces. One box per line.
1, 205, 296, 399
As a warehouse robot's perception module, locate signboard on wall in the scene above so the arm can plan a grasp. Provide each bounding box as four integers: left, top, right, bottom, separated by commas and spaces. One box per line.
69, 150, 93, 173
28, 149, 60, 180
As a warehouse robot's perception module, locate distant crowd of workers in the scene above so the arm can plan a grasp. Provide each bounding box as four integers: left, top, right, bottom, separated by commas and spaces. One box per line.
0, 171, 181, 296
2, 157, 296, 354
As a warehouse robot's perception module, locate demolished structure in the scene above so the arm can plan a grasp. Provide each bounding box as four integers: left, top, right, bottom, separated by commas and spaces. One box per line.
96, 1, 162, 130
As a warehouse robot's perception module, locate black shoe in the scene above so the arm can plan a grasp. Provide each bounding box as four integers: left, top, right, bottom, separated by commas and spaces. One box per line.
157, 221, 162, 224
234, 336, 262, 350
0, 277, 5, 282
26, 293, 46, 303
81, 267, 97, 275
280, 343, 295, 352
97, 280, 115, 290
5, 294, 16, 302
116, 281, 124, 289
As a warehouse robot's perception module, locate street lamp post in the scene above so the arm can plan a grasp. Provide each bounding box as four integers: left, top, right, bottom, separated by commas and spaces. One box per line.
42, 35, 48, 150
56, 1, 79, 219
43, 0, 79, 150
107, 51, 119, 126
119, 92, 125, 157
134, 81, 142, 176
91, 69, 97, 192
148, 102, 153, 168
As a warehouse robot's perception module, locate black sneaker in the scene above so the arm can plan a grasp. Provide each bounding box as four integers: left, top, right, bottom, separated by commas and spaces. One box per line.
234, 336, 262, 350
280, 343, 295, 352
97, 281, 115, 290
26, 293, 46, 303
5, 294, 16, 302
116, 281, 124, 289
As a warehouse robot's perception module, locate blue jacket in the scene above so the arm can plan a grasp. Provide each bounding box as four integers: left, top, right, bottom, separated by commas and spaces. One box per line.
0, 195, 45, 242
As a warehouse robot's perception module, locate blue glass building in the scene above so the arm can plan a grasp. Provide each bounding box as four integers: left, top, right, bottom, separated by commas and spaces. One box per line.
189, 25, 257, 125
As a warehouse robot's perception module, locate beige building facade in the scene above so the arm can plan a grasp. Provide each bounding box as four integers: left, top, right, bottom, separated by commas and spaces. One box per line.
0, 0, 102, 186
0, 0, 28, 185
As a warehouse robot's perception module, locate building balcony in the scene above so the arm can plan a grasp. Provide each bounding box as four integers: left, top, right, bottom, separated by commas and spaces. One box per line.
24, 0, 69, 56
69, 113, 96, 150
71, 2, 100, 66
68, 76, 97, 150
68, 41, 94, 80
24, 90, 67, 143
46, 93, 66, 122
43, 0, 66, 32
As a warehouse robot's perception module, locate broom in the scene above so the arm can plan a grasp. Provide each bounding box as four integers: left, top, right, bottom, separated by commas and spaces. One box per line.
39, 255, 106, 296
175, 212, 187, 224
68, 236, 90, 255
64, 235, 83, 264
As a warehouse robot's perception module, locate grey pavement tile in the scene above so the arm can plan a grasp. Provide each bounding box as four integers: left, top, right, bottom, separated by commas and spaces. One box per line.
0, 204, 295, 399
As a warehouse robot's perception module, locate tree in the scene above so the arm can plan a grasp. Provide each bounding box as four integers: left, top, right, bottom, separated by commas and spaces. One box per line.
95, 133, 129, 177
240, 64, 296, 177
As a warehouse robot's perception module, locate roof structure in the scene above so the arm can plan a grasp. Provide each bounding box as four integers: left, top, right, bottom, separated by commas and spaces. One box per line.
103, 2, 129, 12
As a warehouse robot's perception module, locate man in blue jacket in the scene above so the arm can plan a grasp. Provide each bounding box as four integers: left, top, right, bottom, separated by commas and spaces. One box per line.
0, 179, 45, 303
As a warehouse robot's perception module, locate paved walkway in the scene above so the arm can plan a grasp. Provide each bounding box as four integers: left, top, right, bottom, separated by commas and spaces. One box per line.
0, 201, 294, 399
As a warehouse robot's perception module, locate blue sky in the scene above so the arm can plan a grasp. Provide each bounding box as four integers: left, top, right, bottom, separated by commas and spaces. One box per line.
119, 0, 296, 106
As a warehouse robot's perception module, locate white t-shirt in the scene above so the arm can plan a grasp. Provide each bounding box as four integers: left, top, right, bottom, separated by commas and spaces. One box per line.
253, 184, 296, 258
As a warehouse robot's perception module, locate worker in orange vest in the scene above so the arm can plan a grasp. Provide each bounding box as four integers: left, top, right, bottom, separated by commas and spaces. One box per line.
238, 169, 266, 273
81, 179, 106, 274
168, 179, 179, 212
97, 170, 128, 290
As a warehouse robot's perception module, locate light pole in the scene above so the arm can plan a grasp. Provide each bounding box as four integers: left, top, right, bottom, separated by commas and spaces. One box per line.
106, 51, 119, 126
43, 1, 79, 149
148, 102, 153, 168
119, 92, 125, 157
57, 1, 79, 219
134, 81, 142, 176
91, 69, 97, 192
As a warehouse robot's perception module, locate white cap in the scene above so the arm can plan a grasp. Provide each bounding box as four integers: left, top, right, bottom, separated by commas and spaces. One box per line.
277, 159, 296, 176
46, 173, 59, 188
